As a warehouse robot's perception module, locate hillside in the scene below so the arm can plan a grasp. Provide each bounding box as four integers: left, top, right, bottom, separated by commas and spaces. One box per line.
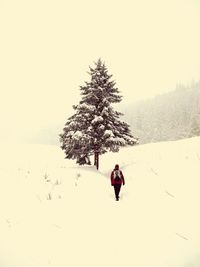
0, 138, 200, 267
120, 81, 200, 144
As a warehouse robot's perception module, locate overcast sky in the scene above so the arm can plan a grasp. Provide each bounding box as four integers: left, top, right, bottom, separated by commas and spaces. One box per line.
1, 0, 200, 143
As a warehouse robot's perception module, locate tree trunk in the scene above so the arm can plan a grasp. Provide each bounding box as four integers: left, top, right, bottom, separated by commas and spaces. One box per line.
96, 152, 99, 170
94, 153, 97, 166
94, 152, 99, 170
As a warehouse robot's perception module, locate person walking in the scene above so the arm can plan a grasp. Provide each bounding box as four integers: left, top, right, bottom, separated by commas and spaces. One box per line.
110, 164, 125, 201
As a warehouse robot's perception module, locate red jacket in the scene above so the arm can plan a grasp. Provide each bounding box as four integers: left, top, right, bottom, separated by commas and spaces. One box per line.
111, 169, 125, 186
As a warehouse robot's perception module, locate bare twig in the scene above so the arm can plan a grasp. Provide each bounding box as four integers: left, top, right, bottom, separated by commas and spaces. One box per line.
165, 191, 175, 198
150, 168, 158, 175
47, 193, 52, 200
176, 232, 188, 241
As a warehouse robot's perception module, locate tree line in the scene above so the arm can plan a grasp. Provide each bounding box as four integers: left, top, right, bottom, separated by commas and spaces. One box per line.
121, 81, 200, 144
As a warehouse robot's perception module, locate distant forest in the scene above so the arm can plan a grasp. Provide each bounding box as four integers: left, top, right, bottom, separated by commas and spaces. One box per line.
120, 81, 200, 144
31, 81, 200, 146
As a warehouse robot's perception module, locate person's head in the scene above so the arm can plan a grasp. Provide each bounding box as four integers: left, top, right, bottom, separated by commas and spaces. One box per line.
114, 164, 119, 170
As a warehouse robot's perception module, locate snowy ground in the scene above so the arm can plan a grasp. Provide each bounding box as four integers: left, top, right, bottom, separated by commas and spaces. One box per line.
0, 137, 200, 267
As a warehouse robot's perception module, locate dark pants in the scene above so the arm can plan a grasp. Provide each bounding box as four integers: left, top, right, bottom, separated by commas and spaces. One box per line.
114, 184, 121, 200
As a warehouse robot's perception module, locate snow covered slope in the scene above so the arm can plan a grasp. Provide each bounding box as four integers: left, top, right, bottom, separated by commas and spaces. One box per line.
0, 137, 200, 267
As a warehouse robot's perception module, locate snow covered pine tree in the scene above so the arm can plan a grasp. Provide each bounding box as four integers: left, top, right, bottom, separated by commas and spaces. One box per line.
60, 59, 138, 169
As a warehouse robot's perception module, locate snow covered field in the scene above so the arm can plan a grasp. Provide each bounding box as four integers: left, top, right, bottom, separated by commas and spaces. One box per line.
0, 137, 200, 267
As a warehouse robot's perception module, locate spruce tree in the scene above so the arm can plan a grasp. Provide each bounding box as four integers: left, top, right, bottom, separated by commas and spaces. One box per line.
60, 59, 138, 169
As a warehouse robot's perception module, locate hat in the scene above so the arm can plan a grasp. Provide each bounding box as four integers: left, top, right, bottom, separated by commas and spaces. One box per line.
115, 164, 119, 169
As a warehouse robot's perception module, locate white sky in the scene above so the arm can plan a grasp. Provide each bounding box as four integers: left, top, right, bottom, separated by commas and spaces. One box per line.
1, 0, 200, 142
